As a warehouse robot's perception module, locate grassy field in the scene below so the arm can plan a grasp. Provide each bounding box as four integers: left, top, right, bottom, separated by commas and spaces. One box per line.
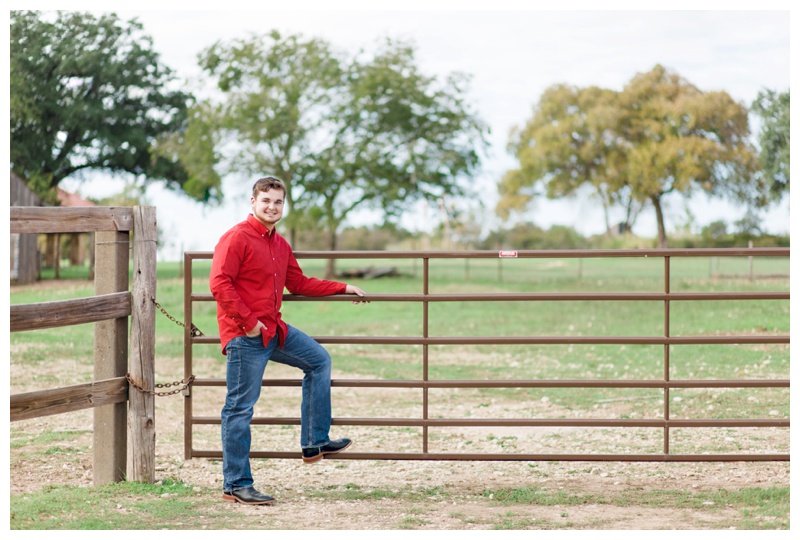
9, 479, 790, 530
9, 254, 790, 529
12, 256, 790, 419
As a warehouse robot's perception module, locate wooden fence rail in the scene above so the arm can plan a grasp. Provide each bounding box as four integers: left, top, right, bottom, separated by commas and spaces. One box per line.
9, 206, 157, 484
10, 292, 131, 332
10, 378, 129, 422
10, 206, 135, 233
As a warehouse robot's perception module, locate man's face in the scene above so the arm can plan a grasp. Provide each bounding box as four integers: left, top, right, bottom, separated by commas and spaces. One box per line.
250, 188, 285, 229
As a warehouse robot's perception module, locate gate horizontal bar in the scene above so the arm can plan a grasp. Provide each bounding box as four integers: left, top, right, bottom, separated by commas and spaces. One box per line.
184, 248, 789, 463
189, 377, 789, 389
188, 450, 790, 462
186, 247, 789, 259
191, 291, 790, 303
191, 416, 789, 428
192, 335, 789, 346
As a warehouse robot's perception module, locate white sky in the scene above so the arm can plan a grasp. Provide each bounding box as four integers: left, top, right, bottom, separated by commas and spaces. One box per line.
5, 2, 795, 259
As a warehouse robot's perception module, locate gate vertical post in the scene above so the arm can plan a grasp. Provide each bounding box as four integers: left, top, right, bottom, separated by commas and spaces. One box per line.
128, 206, 158, 482
663, 256, 671, 455
93, 229, 130, 484
183, 251, 194, 460
422, 257, 429, 453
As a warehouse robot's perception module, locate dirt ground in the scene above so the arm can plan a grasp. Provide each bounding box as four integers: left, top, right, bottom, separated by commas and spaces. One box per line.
9, 278, 790, 529
9, 383, 790, 530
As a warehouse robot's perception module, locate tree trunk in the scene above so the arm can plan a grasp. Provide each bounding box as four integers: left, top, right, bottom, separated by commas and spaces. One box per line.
324, 227, 337, 279
69, 233, 81, 265
55, 233, 61, 279
601, 199, 612, 236
650, 194, 668, 248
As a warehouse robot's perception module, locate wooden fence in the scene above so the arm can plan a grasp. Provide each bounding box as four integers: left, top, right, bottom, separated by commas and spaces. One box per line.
9, 206, 157, 484
10, 172, 45, 284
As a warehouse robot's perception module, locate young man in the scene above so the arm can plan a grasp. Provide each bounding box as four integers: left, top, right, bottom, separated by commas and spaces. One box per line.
210, 176, 367, 506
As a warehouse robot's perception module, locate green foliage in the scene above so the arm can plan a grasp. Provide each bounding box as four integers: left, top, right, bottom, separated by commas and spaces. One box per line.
751, 89, 790, 201
481, 223, 590, 250
297, 223, 413, 250
181, 31, 488, 274
688, 219, 790, 248
500, 65, 761, 248
152, 102, 223, 203
702, 220, 729, 240
10, 11, 203, 202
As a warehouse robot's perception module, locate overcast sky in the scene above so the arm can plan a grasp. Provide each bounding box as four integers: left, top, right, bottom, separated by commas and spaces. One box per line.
8, 2, 794, 258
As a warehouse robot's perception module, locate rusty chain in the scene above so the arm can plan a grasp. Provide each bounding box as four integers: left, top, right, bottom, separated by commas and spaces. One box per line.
124, 298, 202, 397
126, 373, 195, 397
153, 299, 204, 337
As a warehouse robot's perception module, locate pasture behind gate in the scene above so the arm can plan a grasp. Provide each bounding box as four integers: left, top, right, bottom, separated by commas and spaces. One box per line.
9, 253, 790, 529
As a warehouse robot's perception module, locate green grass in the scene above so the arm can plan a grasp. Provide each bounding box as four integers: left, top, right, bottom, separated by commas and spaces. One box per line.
484, 484, 789, 510
11, 256, 789, 415
9, 480, 215, 530
480, 485, 789, 529
484, 486, 600, 505
11, 429, 90, 450
308, 483, 448, 502
9, 480, 787, 530
9, 255, 790, 529
493, 512, 538, 530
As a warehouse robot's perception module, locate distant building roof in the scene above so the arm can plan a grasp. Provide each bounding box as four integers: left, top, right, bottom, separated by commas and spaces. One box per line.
57, 188, 96, 207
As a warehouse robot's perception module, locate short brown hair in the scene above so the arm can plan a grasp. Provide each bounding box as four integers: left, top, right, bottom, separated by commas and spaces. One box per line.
252, 176, 286, 198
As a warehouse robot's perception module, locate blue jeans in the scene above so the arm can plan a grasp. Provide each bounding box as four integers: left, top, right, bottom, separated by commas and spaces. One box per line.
220, 324, 333, 491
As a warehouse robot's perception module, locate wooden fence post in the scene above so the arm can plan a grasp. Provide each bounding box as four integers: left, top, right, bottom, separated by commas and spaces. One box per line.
128, 206, 158, 482
93, 229, 130, 484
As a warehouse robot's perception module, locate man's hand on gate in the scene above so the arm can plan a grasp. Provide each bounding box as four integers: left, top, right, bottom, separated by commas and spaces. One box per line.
345, 284, 369, 305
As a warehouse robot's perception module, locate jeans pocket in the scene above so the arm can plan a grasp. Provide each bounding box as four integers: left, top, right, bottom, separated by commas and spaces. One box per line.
226, 335, 257, 361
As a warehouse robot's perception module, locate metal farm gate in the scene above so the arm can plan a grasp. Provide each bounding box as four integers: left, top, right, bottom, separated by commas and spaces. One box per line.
181, 248, 789, 463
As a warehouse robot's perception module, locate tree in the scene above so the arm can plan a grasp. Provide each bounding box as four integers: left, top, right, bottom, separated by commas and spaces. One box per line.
187, 32, 488, 276
193, 30, 343, 235
302, 38, 488, 275
498, 83, 634, 233
481, 222, 587, 250
500, 65, 760, 247
701, 219, 728, 241
10, 11, 216, 202
751, 89, 790, 202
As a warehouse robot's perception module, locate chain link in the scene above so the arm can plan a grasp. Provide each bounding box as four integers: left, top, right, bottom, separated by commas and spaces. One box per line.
153, 300, 204, 337
126, 373, 195, 397
135, 298, 201, 397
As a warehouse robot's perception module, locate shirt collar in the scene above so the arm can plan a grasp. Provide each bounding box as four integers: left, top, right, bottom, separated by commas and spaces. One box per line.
246, 213, 275, 237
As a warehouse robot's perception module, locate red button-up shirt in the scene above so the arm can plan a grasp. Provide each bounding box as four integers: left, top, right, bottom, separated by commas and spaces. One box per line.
210, 214, 346, 354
